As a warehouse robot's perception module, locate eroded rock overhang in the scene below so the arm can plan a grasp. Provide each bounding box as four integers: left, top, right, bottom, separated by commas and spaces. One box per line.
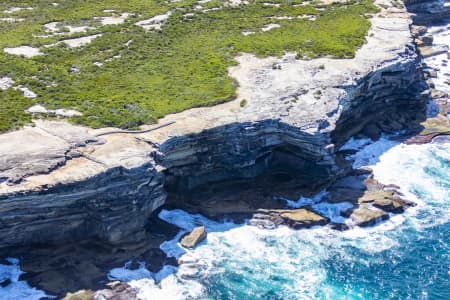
0, 1, 428, 248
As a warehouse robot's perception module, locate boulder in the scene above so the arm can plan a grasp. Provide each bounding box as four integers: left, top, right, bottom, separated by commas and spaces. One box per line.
349, 205, 389, 227
420, 34, 433, 46
180, 226, 207, 249
419, 45, 449, 58
280, 209, 328, 229
411, 25, 427, 38
92, 282, 138, 300
372, 198, 405, 213
249, 208, 328, 229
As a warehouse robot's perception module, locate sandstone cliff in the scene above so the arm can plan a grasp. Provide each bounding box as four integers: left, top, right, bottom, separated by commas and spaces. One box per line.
0, 0, 428, 249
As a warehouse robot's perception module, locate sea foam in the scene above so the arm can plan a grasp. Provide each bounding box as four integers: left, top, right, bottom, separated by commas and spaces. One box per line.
123, 136, 450, 299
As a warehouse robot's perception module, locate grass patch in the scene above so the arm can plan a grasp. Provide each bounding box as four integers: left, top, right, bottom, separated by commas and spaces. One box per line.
0, 0, 377, 132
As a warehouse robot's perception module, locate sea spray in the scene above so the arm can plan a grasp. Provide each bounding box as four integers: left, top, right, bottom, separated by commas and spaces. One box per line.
0, 258, 50, 300
111, 137, 450, 299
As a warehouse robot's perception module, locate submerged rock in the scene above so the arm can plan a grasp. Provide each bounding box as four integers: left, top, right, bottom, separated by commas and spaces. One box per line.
180, 226, 207, 249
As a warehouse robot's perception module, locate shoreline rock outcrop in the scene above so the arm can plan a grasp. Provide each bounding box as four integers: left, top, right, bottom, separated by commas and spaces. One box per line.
1, 0, 448, 297
0, 0, 428, 250
180, 226, 207, 249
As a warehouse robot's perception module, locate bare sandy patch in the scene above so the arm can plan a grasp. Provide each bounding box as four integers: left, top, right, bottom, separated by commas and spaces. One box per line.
4, 46, 42, 58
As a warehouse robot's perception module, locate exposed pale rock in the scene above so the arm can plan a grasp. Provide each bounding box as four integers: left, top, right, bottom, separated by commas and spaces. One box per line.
60, 34, 103, 48
3, 7, 33, 14
180, 226, 207, 248
42, 22, 93, 36
0, 77, 14, 90
44, 21, 59, 32
52, 108, 83, 117
96, 13, 131, 25
0, 18, 25, 22
261, 23, 280, 32
135, 12, 172, 31
62, 290, 94, 300
242, 31, 255, 36
4, 46, 42, 58
17, 86, 37, 98
0, 4, 427, 248
263, 3, 280, 7
25, 104, 47, 114
226, 0, 249, 7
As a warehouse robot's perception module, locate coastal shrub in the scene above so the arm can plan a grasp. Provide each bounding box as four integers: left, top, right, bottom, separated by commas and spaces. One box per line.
0, 0, 377, 132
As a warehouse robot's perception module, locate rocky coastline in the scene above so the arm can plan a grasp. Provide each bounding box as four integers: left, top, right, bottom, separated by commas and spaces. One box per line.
1, 0, 449, 298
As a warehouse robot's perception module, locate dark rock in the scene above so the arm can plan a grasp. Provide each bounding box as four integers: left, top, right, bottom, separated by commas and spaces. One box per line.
421, 34, 433, 46
329, 223, 350, 231
0, 278, 11, 288
331, 176, 367, 191
362, 123, 381, 140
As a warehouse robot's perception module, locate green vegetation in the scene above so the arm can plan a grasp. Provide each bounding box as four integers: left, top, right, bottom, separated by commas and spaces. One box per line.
0, 0, 377, 132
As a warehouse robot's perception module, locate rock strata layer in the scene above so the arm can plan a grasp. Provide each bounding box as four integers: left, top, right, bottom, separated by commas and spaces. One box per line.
0, 0, 427, 249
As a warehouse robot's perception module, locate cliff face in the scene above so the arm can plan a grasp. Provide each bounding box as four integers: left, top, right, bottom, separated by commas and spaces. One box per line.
0, 164, 165, 247
159, 56, 427, 195
0, 1, 428, 248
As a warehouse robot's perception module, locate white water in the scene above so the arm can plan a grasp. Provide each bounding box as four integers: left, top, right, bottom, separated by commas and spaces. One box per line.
104, 136, 450, 299
1, 21, 449, 300
0, 258, 50, 300
0, 129, 448, 300
424, 23, 450, 97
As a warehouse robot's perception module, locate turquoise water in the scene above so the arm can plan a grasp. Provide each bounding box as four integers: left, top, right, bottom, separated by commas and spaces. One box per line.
0, 138, 448, 300
105, 139, 450, 300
